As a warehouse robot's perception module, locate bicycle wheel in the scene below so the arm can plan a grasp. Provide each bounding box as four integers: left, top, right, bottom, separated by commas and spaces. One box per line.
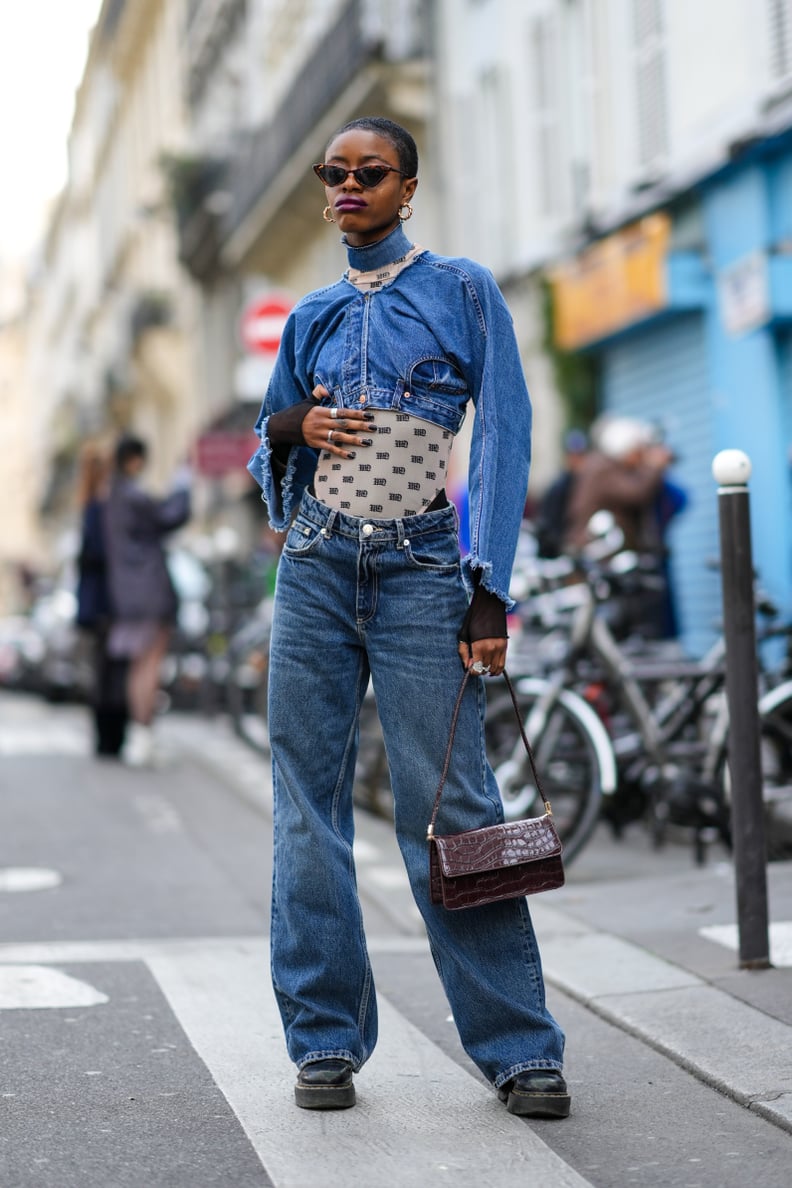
487, 681, 607, 864
226, 641, 270, 755
719, 684, 792, 860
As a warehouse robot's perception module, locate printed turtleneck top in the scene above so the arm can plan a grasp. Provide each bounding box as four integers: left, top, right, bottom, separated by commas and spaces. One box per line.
311, 240, 455, 518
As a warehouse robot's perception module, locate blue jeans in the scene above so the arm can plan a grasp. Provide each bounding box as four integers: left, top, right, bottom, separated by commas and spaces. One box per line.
267, 490, 565, 1088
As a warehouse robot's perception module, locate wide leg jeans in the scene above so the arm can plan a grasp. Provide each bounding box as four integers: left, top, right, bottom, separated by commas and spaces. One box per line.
267, 491, 565, 1088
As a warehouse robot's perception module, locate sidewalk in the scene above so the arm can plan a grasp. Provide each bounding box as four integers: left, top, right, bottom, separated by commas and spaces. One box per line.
163, 711, 792, 1137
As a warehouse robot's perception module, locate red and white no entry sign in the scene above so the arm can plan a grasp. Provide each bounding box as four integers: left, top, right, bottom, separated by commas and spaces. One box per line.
240, 294, 294, 357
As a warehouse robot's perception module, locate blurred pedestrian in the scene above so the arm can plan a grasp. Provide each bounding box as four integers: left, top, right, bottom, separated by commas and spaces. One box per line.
564, 415, 677, 637
104, 435, 191, 766
534, 428, 588, 558
564, 416, 670, 553
652, 451, 689, 639
75, 444, 128, 757
247, 117, 568, 1117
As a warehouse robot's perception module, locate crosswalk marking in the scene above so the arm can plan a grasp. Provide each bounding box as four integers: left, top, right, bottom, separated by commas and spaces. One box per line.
0, 966, 109, 1009
0, 935, 591, 1187
700, 921, 792, 966
148, 942, 593, 1188
0, 867, 62, 892
0, 725, 89, 755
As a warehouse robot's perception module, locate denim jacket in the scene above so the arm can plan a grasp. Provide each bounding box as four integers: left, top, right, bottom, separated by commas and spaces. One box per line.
247, 223, 532, 606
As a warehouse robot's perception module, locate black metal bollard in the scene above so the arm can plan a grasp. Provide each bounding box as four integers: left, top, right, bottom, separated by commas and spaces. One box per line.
712, 450, 770, 969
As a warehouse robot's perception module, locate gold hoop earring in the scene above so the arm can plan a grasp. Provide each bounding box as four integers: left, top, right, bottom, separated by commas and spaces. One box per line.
322, 205, 335, 224
399, 203, 414, 222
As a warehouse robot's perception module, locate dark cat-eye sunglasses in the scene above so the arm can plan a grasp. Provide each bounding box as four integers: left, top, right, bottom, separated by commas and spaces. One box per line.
313, 163, 409, 188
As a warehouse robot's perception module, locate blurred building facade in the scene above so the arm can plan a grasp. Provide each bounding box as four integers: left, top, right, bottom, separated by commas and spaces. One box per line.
436, 0, 792, 652
23, 0, 198, 557
0, 313, 41, 610
11, 0, 792, 650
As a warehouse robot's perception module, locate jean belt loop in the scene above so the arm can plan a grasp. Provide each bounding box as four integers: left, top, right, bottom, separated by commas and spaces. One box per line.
396, 518, 406, 549
322, 508, 337, 539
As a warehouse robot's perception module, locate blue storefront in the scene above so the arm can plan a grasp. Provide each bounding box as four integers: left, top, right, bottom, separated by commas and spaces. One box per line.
551, 134, 792, 657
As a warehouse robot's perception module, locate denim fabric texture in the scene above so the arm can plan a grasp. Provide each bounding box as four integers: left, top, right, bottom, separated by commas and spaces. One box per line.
247, 223, 532, 607
267, 491, 565, 1084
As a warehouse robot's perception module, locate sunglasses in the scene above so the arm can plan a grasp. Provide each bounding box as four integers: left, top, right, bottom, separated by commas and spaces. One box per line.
313, 163, 409, 188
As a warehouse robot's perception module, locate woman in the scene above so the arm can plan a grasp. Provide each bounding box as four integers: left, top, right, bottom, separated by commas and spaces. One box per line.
75, 444, 128, 757
248, 117, 568, 1116
104, 435, 191, 766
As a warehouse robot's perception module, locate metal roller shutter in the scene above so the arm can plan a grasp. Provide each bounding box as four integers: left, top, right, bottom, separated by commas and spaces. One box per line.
600, 315, 720, 655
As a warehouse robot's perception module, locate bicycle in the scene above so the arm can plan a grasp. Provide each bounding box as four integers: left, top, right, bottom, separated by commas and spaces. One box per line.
488, 527, 792, 864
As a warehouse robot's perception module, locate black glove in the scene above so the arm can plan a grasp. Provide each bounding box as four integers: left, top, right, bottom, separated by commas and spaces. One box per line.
458, 572, 508, 643
267, 400, 316, 446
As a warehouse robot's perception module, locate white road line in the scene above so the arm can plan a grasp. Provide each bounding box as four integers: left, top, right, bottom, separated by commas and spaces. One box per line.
0, 966, 108, 1010
0, 933, 590, 1184
147, 943, 593, 1188
0, 725, 89, 756
367, 867, 411, 889
132, 791, 184, 834
0, 867, 62, 892
700, 921, 792, 966
0, 936, 432, 965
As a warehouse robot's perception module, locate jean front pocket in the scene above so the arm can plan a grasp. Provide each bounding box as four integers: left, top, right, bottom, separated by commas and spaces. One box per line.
402, 530, 460, 573
283, 516, 325, 558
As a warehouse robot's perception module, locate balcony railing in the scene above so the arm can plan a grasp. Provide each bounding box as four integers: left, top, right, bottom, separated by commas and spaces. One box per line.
221, 0, 378, 244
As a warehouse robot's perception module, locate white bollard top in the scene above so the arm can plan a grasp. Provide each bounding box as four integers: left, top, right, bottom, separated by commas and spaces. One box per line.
712, 449, 752, 486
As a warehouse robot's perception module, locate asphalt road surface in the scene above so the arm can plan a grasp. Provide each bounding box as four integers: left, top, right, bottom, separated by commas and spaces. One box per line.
1, 692, 790, 1187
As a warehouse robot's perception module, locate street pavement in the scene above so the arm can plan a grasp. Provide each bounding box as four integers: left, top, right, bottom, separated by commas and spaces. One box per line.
1, 690, 791, 1187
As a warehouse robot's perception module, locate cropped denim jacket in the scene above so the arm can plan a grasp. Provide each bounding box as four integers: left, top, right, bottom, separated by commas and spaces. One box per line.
247, 223, 532, 606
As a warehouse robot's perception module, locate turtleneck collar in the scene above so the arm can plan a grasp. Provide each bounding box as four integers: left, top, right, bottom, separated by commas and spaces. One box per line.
343, 223, 413, 272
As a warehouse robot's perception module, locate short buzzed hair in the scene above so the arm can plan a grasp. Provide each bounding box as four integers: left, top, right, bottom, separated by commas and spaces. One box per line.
329, 117, 418, 178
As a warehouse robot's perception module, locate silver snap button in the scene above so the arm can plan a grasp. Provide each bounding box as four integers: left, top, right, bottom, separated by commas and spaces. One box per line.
403, 538, 410, 547
362, 523, 374, 537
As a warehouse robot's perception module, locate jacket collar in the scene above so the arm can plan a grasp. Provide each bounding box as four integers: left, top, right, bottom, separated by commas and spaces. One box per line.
343, 223, 413, 272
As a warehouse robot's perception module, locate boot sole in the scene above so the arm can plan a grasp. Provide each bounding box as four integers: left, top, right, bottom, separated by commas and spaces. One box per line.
294, 1083, 356, 1110
499, 1087, 571, 1118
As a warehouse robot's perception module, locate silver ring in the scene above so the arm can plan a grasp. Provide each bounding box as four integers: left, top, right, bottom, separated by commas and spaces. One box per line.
327, 429, 334, 444
471, 661, 491, 675
330, 408, 339, 419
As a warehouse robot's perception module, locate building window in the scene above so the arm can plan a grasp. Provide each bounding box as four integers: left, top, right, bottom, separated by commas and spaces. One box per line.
531, 15, 563, 217
769, 0, 792, 82
633, 0, 668, 168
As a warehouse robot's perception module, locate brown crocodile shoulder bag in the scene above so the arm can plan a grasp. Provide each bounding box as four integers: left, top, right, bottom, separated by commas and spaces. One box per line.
428, 669, 565, 910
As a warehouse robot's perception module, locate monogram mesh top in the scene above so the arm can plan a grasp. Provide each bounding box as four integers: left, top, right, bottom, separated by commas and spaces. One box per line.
311, 245, 455, 518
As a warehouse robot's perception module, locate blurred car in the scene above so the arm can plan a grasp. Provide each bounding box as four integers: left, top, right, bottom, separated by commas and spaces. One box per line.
9, 546, 215, 707
0, 615, 48, 692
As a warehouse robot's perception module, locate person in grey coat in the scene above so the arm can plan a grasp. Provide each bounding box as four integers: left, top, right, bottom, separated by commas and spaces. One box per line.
104, 435, 191, 765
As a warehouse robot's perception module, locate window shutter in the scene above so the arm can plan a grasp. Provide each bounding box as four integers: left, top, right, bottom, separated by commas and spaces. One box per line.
633, 0, 668, 168
530, 15, 562, 215
769, 0, 792, 81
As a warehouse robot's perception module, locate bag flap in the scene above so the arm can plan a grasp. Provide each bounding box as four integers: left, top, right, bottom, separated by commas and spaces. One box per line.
432, 815, 562, 878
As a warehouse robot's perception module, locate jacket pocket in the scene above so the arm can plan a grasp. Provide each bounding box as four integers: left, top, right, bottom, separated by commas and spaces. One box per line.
408, 356, 468, 396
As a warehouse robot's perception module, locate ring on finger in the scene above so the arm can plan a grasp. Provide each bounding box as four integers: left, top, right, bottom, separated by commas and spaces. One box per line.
327, 429, 334, 444
330, 408, 339, 419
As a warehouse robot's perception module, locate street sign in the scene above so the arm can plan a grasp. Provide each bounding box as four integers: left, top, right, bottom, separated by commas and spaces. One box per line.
195, 430, 259, 478
239, 294, 294, 357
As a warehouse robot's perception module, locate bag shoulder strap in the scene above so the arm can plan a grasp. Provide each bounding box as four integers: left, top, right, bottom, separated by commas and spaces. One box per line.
426, 670, 551, 839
